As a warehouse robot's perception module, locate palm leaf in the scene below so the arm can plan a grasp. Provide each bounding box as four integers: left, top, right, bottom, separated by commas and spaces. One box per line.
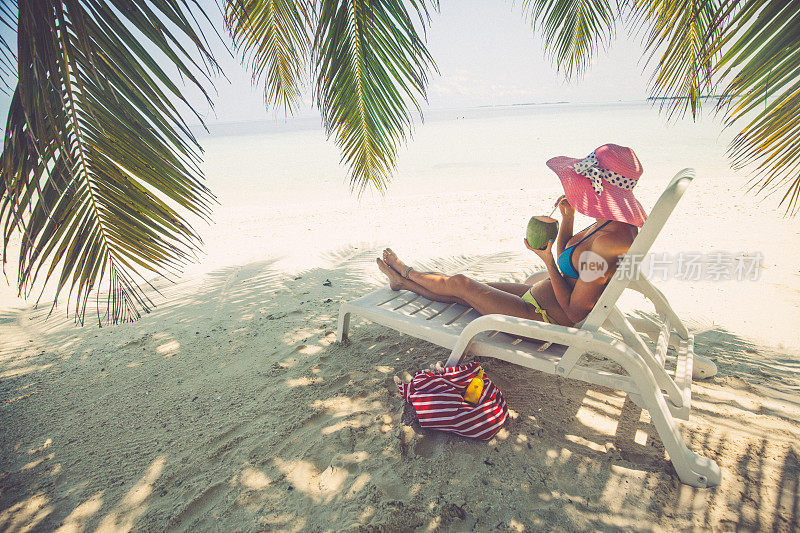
312, 0, 436, 192
226, 0, 312, 114
0, 0, 220, 325
521, 0, 618, 79
0, 0, 14, 92
633, 0, 725, 119
711, 0, 800, 213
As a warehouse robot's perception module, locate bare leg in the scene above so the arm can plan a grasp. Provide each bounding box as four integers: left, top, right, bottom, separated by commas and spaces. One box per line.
485, 282, 533, 297
376, 259, 470, 306
524, 271, 549, 285
382, 249, 534, 297
381, 249, 544, 299
381, 249, 553, 322
483, 272, 549, 296
377, 259, 532, 305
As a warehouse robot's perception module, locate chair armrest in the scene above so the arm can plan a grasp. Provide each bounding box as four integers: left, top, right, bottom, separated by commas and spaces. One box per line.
447, 313, 625, 367
446, 314, 668, 412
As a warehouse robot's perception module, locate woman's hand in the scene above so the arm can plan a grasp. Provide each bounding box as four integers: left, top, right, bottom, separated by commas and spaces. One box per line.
524, 237, 556, 266
555, 194, 575, 219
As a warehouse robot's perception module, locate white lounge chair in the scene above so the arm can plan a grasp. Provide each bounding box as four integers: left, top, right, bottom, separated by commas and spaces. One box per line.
336, 169, 721, 487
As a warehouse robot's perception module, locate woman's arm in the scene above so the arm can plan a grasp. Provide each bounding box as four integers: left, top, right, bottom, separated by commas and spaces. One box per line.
554, 195, 574, 257
527, 235, 619, 324
559, 235, 627, 322
540, 247, 577, 319
525, 237, 578, 320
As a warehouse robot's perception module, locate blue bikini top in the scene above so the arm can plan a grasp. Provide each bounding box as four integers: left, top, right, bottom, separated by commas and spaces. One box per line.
557, 221, 611, 279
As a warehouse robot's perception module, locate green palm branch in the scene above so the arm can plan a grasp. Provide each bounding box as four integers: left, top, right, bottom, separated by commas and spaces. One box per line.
632, 0, 800, 213
0, 2, 14, 91
0, 0, 220, 325
226, 0, 312, 114
523, 0, 800, 213
311, 0, 436, 191
711, 0, 800, 213
521, 0, 618, 79
226, 0, 437, 191
633, 0, 724, 119
1, 0, 438, 324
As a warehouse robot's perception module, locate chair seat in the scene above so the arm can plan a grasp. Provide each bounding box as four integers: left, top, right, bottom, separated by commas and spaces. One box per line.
341, 286, 695, 420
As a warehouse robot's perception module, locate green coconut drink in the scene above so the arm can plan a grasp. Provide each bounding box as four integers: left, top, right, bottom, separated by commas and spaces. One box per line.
526, 215, 559, 250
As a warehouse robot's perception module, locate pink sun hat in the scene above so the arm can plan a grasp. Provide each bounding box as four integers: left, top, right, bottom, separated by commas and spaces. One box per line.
546, 143, 648, 227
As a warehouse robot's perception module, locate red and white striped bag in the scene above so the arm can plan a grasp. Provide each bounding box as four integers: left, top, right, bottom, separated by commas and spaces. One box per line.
397, 361, 508, 440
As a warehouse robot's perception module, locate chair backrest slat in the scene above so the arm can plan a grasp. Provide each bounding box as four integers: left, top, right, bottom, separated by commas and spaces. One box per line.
579, 169, 695, 332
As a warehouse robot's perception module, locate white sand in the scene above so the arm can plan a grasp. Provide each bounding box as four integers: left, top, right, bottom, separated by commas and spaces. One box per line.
2, 104, 800, 531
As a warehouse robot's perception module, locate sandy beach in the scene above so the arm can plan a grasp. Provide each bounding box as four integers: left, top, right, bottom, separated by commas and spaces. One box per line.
2, 103, 799, 531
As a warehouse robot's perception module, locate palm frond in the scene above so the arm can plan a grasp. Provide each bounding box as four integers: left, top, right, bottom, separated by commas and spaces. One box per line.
521, 0, 618, 79
0, 0, 220, 325
226, 0, 312, 114
0, 0, 15, 92
633, 0, 725, 119
711, 0, 800, 213
312, 0, 436, 192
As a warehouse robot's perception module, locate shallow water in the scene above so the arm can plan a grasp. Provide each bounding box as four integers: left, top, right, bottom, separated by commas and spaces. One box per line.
193, 100, 742, 272
200, 100, 737, 208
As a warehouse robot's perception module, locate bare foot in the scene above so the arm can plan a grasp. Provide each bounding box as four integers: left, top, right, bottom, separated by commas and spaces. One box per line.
382, 248, 410, 277
376, 258, 406, 291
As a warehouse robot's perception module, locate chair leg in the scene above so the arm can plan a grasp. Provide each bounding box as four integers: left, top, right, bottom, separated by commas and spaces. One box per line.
444, 314, 721, 486
588, 339, 722, 487
693, 354, 717, 379
630, 278, 718, 379
337, 308, 351, 343
637, 374, 721, 487
446, 335, 470, 366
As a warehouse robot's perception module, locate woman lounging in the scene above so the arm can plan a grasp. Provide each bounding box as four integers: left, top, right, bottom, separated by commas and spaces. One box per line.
376, 144, 647, 327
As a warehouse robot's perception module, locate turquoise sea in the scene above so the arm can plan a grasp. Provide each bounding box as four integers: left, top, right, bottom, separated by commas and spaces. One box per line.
198, 100, 738, 211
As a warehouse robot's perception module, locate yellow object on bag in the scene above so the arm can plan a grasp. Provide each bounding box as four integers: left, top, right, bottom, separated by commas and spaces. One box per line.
463, 368, 485, 404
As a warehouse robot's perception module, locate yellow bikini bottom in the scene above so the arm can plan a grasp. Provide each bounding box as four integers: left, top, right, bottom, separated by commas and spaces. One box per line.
521, 289, 555, 324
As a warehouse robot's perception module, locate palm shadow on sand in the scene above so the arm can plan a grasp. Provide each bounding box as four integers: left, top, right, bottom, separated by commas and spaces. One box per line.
0, 244, 797, 531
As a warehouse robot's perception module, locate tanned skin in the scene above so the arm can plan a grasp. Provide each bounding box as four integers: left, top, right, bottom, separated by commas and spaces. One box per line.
376, 196, 637, 326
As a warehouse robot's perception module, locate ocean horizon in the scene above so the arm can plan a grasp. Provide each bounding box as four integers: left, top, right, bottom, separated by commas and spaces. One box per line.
192, 99, 685, 139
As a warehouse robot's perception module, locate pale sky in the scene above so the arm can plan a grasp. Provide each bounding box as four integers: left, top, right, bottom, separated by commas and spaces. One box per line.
193, 0, 654, 124
0, 1, 655, 125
